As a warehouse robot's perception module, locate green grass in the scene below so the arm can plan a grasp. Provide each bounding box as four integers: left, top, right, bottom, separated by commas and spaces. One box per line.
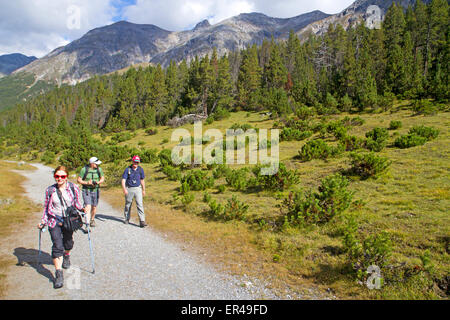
0, 72, 56, 111
0, 161, 40, 297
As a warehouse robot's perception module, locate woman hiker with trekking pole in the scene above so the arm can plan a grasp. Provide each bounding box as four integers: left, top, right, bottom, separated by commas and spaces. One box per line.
37, 166, 85, 289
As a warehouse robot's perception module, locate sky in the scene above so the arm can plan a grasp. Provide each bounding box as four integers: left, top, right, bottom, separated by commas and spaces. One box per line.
0, 0, 355, 58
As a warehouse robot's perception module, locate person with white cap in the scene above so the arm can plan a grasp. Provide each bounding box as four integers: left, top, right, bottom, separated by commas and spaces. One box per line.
77, 157, 105, 228
121, 155, 147, 228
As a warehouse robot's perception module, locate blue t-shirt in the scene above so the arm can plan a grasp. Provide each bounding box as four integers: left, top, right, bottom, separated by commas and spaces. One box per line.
122, 166, 145, 187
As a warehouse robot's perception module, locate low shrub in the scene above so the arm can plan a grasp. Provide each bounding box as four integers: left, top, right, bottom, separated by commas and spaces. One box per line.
206, 196, 248, 221
180, 170, 214, 191
298, 139, 343, 161
145, 128, 158, 135
408, 125, 439, 140
349, 152, 391, 179
225, 167, 251, 191
342, 216, 392, 283
252, 163, 300, 191
41, 151, 56, 164
162, 165, 182, 181
413, 99, 438, 115
280, 127, 313, 141
212, 164, 232, 179
365, 127, 389, 152
389, 120, 402, 130
283, 174, 353, 225
339, 135, 366, 151
394, 134, 427, 149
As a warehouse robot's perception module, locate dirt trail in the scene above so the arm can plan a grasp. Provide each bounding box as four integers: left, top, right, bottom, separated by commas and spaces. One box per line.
1, 162, 279, 300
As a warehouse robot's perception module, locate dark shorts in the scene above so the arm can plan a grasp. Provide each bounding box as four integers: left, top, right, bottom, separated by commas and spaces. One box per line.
82, 188, 99, 207
49, 223, 74, 259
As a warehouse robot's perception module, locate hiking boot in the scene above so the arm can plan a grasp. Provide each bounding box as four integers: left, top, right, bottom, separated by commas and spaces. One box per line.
54, 269, 64, 289
62, 254, 71, 269
90, 219, 96, 228
139, 221, 148, 228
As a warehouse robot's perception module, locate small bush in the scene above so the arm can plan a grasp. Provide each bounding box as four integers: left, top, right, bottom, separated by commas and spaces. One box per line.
41, 151, 56, 164
158, 149, 173, 167
413, 99, 438, 115
162, 165, 182, 181
145, 128, 158, 135
408, 125, 439, 140
140, 148, 158, 163
225, 168, 251, 191
298, 139, 343, 161
180, 170, 214, 191
283, 174, 353, 225
111, 132, 133, 143
212, 164, 232, 179
389, 120, 402, 130
206, 196, 248, 221
349, 152, 391, 179
252, 163, 300, 191
365, 127, 389, 152
342, 216, 392, 283
280, 127, 313, 141
181, 192, 194, 207
394, 134, 427, 149
203, 192, 212, 203
339, 135, 366, 151
213, 107, 230, 121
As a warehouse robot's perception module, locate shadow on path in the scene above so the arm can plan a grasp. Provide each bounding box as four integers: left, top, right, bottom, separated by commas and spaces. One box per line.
13, 247, 54, 283
95, 214, 140, 227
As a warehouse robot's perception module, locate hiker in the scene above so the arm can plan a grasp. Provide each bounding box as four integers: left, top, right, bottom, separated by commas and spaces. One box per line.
37, 166, 84, 289
77, 157, 104, 228
121, 155, 147, 228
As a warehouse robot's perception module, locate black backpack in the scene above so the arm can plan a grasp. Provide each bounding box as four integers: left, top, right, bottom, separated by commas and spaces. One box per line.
82, 165, 102, 181
52, 182, 83, 232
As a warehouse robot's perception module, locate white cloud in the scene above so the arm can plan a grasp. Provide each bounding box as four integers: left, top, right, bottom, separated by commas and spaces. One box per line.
122, 0, 355, 31
0, 0, 357, 57
0, 0, 117, 57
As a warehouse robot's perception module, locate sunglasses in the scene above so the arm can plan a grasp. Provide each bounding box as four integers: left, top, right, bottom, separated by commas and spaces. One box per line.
54, 175, 67, 179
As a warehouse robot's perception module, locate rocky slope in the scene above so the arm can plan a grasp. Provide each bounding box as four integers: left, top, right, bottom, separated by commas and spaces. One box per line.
13, 11, 330, 85
8, 0, 433, 87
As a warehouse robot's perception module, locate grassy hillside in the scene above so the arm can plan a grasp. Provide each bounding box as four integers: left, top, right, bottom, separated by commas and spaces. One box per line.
0, 72, 55, 111
0, 162, 40, 297
10, 102, 450, 299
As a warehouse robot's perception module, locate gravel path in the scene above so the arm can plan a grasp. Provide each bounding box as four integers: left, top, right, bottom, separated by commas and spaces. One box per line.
2, 163, 280, 300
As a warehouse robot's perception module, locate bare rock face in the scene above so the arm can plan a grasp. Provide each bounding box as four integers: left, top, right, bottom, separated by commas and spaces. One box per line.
11, 0, 432, 87
13, 11, 330, 85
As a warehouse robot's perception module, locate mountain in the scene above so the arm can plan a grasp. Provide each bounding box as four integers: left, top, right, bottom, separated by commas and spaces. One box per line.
0, 53, 37, 75
297, 0, 432, 37
0, 0, 434, 110
13, 10, 330, 85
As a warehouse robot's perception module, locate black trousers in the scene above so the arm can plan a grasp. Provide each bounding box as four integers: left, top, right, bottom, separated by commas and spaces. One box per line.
49, 223, 74, 259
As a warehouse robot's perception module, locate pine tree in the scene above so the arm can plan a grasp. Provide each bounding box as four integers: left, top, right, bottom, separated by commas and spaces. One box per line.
237, 44, 262, 110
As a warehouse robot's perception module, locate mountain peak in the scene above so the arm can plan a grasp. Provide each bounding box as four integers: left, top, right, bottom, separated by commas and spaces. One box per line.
193, 19, 211, 31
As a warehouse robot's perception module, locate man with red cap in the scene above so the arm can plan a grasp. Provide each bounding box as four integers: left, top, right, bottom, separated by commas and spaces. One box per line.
121, 155, 147, 227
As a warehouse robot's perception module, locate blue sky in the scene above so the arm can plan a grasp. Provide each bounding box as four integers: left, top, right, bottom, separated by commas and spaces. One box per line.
0, 0, 355, 58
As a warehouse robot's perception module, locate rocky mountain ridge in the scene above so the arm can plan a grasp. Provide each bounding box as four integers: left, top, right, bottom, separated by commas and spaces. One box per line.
9, 0, 433, 87
0, 53, 37, 77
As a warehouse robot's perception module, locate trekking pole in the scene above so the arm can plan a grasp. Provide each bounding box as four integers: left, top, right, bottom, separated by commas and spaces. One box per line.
37, 226, 46, 267
83, 213, 95, 274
